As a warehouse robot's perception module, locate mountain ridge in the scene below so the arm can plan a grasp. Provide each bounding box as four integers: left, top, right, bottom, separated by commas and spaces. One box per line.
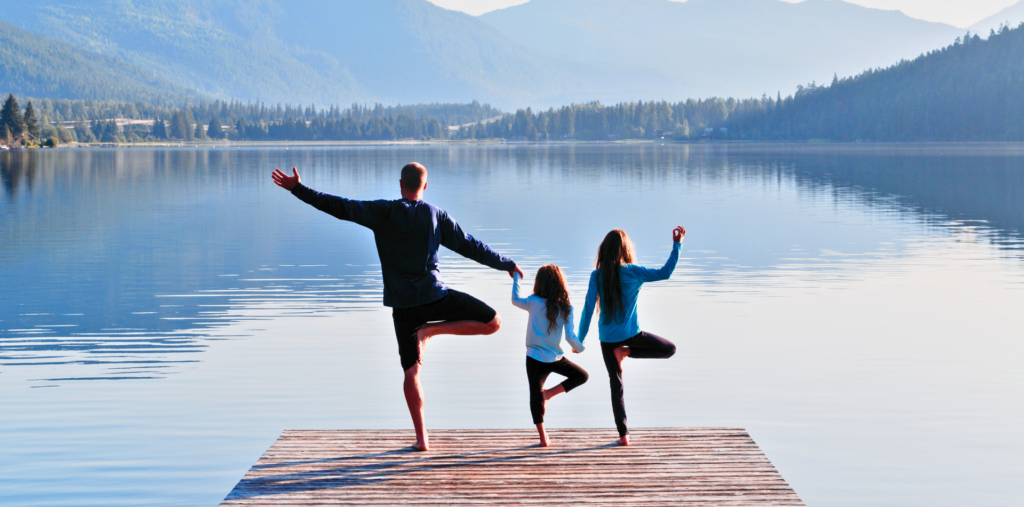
0, 18, 197, 102
480, 0, 963, 99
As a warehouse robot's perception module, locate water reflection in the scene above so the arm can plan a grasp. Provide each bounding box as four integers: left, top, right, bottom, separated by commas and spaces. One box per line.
1, 144, 1022, 386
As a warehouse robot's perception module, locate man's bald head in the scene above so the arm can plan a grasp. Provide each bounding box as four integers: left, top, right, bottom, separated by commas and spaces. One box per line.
401, 163, 428, 191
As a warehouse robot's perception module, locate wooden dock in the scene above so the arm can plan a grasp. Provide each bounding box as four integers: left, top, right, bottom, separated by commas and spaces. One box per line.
221, 428, 804, 506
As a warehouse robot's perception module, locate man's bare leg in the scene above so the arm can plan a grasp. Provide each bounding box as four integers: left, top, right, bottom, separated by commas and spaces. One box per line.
536, 423, 551, 447
416, 315, 501, 357
403, 362, 429, 451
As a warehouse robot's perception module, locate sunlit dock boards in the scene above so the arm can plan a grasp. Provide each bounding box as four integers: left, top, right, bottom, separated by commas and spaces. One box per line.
221, 428, 805, 506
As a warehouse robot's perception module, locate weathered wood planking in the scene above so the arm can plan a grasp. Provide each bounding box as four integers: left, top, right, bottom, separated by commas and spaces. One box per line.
221, 428, 805, 506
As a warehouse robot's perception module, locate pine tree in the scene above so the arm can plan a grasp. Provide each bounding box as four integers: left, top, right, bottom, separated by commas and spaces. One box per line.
1, 94, 23, 138
184, 110, 196, 141
151, 117, 167, 139
169, 110, 188, 139
207, 116, 224, 139
75, 120, 96, 143
194, 121, 206, 140
23, 102, 41, 139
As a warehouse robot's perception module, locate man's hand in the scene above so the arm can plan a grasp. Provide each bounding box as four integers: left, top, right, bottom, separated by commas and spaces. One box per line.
673, 226, 686, 243
272, 167, 301, 191
510, 265, 525, 279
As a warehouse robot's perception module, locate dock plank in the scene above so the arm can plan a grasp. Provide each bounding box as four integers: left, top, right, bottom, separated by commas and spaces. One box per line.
221, 428, 804, 506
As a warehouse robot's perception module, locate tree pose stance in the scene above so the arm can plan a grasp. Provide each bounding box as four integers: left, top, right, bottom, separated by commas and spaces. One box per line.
511, 265, 587, 447
272, 163, 523, 451
579, 226, 685, 445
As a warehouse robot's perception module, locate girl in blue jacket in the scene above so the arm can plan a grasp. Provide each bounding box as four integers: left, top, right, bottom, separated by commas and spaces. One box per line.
579, 226, 685, 445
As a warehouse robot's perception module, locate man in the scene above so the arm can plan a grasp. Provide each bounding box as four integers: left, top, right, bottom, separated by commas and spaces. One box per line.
272, 163, 523, 451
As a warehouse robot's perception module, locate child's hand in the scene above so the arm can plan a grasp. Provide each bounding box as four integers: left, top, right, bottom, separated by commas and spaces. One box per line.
572, 345, 585, 354
672, 226, 686, 243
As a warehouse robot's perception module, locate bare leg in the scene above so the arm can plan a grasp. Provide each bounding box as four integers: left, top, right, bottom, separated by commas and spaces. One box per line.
417, 315, 502, 359
536, 423, 551, 447
543, 384, 565, 401
614, 345, 630, 371
403, 363, 429, 451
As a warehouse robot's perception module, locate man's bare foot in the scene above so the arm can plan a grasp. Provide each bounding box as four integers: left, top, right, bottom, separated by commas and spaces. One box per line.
616, 435, 630, 446
614, 345, 630, 371
412, 439, 430, 452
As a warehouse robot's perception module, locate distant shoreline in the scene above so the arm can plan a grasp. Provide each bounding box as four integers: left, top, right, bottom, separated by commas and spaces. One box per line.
44, 139, 1024, 149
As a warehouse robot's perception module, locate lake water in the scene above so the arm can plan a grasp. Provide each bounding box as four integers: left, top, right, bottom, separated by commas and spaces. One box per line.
1, 143, 1022, 506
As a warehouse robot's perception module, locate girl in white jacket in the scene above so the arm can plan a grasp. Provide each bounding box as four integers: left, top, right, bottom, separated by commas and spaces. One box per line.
512, 264, 588, 447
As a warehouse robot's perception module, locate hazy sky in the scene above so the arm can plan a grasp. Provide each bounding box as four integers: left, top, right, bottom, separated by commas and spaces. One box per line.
427, 0, 1019, 28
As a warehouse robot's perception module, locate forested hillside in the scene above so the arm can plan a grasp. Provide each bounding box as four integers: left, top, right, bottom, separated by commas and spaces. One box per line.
454, 24, 1024, 142
0, 0, 613, 108
728, 23, 1024, 141
0, 19, 195, 101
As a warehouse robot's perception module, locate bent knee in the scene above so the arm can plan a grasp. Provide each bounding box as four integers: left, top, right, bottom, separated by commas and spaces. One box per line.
665, 343, 677, 358
579, 370, 590, 384
484, 314, 502, 334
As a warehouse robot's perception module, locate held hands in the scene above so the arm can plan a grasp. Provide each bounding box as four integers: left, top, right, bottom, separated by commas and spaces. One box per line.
272, 167, 301, 191
510, 265, 525, 279
672, 226, 686, 243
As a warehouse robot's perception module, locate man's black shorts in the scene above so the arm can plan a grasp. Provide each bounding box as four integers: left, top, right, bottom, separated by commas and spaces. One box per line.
392, 289, 497, 371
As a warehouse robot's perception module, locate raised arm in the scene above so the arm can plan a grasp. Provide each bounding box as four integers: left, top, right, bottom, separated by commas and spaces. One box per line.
563, 306, 585, 353
511, 271, 530, 310
439, 211, 522, 277
273, 167, 387, 229
633, 226, 685, 283
577, 270, 599, 343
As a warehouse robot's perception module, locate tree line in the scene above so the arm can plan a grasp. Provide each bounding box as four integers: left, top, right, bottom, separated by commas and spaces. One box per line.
0, 96, 510, 143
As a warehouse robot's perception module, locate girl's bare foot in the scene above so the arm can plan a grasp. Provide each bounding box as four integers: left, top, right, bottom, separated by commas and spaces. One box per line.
412, 439, 429, 452
537, 423, 551, 447
616, 435, 630, 446
542, 384, 565, 402
614, 345, 630, 371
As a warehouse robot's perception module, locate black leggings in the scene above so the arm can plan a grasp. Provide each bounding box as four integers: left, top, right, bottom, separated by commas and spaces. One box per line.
526, 356, 589, 424
601, 331, 676, 437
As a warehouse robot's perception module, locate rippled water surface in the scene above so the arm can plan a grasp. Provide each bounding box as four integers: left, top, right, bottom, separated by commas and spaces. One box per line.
1, 144, 1022, 506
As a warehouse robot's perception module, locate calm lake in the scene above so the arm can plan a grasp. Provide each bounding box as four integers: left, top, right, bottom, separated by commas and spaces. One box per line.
1, 143, 1022, 506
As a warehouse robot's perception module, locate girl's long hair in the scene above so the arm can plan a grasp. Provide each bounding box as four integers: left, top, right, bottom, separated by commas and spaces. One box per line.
534, 264, 572, 334
596, 229, 636, 324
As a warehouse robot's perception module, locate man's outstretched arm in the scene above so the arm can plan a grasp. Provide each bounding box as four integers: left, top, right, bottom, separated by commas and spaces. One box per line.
439, 212, 523, 278
272, 167, 386, 228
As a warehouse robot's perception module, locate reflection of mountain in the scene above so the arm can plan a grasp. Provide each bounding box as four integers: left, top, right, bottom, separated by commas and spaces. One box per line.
720, 145, 1024, 244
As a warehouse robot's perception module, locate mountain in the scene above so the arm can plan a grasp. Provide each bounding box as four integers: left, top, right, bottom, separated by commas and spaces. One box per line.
724, 25, 1024, 141
970, 1, 1024, 34
0, 19, 196, 101
0, 0, 649, 108
479, 0, 963, 99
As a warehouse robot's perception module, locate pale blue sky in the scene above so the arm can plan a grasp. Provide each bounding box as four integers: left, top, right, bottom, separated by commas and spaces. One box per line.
427, 0, 1018, 28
